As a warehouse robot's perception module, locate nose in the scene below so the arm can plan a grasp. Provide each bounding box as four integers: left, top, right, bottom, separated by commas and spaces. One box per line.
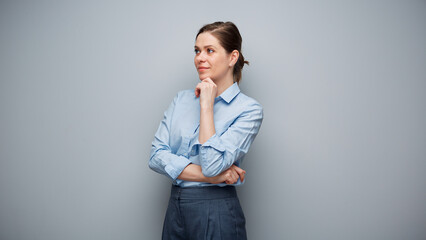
195, 51, 206, 63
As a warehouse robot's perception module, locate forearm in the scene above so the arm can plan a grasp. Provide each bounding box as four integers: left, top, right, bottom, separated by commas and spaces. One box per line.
177, 163, 246, 185
177, 163, 211, 182
199, 106, 216, 144
149, 150, 192, 180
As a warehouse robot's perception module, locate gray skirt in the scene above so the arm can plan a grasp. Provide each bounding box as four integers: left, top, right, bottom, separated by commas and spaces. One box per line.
162, 184, 247, 240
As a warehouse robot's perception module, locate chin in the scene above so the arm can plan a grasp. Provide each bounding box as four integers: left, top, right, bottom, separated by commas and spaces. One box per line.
198, 74, 209, 80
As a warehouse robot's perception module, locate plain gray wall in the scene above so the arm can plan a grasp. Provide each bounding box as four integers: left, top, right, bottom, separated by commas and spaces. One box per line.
1, 0, 425, 239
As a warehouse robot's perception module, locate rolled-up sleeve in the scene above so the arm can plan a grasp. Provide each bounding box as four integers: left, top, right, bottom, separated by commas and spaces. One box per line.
149, 93, 192, 180
197, 103, 263, 177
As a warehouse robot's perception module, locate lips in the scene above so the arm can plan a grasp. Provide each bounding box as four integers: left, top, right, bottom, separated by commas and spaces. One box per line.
198, 67, 209, 70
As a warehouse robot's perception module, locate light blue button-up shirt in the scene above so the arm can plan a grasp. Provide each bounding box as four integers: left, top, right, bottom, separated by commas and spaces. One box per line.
149, 82, 263, 187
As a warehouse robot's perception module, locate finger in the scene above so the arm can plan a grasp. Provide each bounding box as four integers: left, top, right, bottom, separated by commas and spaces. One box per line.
231, 165, 245, 174
240, 171, 245, 182
225, 178, 233, 185
232, 165, 246, 176
202, 78, 216, 86
225, 170, 236, 184
232, 165, 246, 182
230, 169, 239, 184
195, 83, 203, 97
201, 77, 212, 82
195, 81, 209, 92
224, 171, 233, 184
224, 171, 232, 183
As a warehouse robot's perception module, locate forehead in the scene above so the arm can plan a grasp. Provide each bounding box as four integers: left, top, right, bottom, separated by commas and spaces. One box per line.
195, 32, 221, 48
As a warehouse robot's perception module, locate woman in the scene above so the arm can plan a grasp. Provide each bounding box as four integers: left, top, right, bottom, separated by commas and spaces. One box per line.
149, 21, 263, 240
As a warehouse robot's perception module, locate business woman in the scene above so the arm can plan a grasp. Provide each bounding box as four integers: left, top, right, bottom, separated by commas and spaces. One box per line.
149, 21, 263, 240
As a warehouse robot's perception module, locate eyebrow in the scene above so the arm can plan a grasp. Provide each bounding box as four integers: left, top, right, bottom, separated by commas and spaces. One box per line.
194, 45, 216, 49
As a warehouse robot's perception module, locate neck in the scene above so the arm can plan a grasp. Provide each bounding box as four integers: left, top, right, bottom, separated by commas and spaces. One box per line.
214, 73, 234, 97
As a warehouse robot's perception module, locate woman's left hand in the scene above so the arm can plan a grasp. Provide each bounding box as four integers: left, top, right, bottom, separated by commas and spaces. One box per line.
195, 78, 217, 108
208, 165, 246, 184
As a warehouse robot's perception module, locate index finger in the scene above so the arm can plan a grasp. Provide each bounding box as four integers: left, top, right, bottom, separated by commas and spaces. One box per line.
202, 78, 216, 85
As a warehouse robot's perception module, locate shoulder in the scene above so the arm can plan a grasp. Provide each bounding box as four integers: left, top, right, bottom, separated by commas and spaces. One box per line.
235, 92, 263, 115
170, 89, 196, 103
180, 89, 197, 102
177, 89, 195, 98
168, 89, 199, 111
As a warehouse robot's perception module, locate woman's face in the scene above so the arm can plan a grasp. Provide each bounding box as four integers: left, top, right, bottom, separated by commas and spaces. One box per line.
194, 32, 232, 81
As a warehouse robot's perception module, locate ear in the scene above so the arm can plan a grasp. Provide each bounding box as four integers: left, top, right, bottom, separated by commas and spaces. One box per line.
229, 50, 239, 67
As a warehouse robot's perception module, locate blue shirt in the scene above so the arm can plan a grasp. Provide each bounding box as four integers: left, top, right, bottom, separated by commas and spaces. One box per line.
149, 82, 263, 187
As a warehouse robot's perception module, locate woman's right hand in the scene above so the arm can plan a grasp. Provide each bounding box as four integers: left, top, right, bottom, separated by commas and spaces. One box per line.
195, 78, 217, 108
208, 165, 246, 184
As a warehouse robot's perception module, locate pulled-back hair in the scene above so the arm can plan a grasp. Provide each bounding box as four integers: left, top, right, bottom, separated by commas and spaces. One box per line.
196, 21, 249, 84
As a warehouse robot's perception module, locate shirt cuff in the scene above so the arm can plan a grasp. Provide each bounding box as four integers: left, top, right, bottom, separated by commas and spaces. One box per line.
200, 133, 226, 152
164, 156, 192, 180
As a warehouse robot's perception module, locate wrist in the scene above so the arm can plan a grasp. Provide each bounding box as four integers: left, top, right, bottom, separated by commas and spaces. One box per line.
206, 176, 218, 184
200, 102, 214, 110
204, 175, 213, 183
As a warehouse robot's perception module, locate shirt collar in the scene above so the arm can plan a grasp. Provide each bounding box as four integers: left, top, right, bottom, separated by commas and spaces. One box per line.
217, 82, 240, 104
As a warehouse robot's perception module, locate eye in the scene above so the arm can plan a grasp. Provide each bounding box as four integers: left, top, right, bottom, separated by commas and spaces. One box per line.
207, 48, 214, 53
194, 49, 200, 54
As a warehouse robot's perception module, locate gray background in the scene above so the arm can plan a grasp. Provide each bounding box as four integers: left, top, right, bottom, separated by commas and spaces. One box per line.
1, 0, 425, 239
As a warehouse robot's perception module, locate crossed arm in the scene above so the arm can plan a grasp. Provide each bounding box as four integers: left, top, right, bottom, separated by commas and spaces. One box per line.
178, 163, 245, 184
